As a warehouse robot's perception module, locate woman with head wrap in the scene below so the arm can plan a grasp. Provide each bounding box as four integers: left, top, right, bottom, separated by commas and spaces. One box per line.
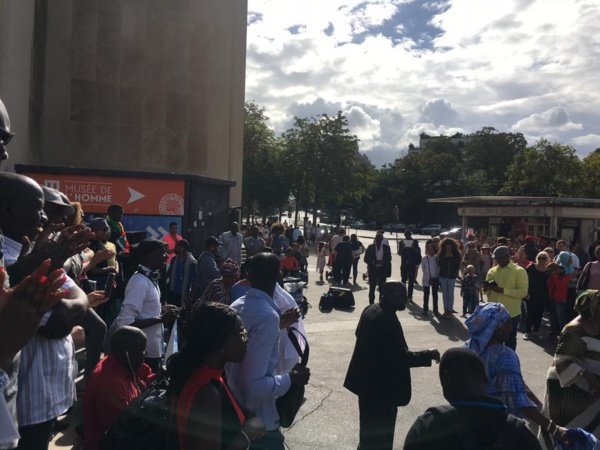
540, 290, 600, 448
465, 303, 569, 445
193, 259, 240, 308
558, 251, 580, 324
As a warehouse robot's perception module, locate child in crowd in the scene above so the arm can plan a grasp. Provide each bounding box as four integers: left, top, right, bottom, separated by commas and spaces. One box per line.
316, 241, 328, 282
460, 265, 479, 317
281, 248, 300, 277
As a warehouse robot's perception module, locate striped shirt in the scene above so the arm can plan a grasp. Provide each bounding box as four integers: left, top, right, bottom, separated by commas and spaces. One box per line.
4, 236, 77, 426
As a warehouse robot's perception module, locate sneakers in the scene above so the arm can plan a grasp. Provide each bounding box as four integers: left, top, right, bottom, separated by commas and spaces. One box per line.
460, 314, 467, 318
523, 333, 531, 340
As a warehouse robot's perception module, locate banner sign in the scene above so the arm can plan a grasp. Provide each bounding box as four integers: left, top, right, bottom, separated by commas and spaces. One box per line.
458, 206, 547, 217
23, 173, 185, 215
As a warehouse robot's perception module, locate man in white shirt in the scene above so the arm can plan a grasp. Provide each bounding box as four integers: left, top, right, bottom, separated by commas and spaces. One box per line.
114, 239, 177, 372
219, 222, 244, 265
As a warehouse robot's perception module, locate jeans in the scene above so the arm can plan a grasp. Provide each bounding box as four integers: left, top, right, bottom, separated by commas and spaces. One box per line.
401, 264, 416, 299
439, 277, 456, 313
462, 292, 478, 314
423, 285, 439, 313
368, 268, 387, 305
549, 302, 566, 335
250, 429, 285, 450
353, 257, 360, 282
507, 315, 521, 351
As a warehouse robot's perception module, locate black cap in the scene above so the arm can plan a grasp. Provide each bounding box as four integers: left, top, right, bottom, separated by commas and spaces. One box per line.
136, 238, 167, 258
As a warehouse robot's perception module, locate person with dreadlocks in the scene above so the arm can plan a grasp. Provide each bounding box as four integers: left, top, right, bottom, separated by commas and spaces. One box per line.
194, 259, 240, 307
540, 290, 600, 448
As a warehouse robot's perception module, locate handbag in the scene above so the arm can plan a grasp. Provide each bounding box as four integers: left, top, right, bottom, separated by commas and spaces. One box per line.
276, 327, 309, 428
427, 256, 440, 289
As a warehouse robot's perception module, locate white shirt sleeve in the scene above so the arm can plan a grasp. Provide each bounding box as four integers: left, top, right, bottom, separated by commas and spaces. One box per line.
116, 275, 150, 326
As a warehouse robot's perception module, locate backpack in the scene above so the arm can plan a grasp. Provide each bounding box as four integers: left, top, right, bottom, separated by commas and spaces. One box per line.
427, 405, 529, 449
101, 373, 177, 450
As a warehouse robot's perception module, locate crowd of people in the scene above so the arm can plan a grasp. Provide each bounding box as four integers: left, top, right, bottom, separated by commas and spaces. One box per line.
3, 93, 600, 450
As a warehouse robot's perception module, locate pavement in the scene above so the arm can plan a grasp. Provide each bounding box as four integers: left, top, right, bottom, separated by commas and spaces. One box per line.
49, 232, 556, 449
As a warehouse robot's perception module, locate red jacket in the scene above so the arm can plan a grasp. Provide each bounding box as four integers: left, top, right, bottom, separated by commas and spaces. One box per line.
84, 355, 155, 450
547, 272, 569, 302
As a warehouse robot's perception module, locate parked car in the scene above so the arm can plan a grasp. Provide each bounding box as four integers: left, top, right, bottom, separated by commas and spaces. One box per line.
351, 220, 366, 229
405, 224, 421, 234
365, 221, 378, 230
440, 227, 462, 239
383, 223, 406, 232
420, 224, 443, 235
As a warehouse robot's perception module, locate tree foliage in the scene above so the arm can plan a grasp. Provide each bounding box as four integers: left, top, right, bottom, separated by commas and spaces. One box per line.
500, 139, 581, 197
243, 101, 596, 226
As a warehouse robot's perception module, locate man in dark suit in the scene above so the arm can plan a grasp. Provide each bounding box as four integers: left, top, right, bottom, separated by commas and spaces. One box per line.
344, 281, 440, 450
364, 233, 392, 305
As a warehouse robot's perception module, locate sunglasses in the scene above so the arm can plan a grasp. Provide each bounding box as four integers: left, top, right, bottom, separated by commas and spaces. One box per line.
0, 127, 13, 146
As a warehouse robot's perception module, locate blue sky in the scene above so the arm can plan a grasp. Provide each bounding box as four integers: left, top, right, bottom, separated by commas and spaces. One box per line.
246, 0, 600, 168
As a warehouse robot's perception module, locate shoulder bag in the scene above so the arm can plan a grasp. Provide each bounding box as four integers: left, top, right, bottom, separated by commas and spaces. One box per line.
276, 327, 309, 428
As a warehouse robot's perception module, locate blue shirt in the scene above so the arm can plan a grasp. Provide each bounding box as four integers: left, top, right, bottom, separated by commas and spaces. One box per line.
225, 288, 291, 431
478, 344, 536, 416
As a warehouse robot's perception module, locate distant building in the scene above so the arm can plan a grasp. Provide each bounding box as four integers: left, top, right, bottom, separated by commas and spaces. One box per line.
407, 132, 471, 154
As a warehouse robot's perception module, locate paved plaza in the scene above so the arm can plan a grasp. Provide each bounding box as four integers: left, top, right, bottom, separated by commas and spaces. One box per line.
51, 232, 555, 449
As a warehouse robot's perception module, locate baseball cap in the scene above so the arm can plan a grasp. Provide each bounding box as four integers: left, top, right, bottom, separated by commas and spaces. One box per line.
42, 186, 75, 215
524, 235, 534, 243
492, 246, 511, 259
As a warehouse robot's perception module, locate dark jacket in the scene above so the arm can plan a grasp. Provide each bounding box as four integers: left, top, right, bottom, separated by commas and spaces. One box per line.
334, 241, 354, 265
344, 303, 433, 406
404, 396, 541, 450
399, 239, 422, 266
364, 243, 392, 278
439, 254, 461, 278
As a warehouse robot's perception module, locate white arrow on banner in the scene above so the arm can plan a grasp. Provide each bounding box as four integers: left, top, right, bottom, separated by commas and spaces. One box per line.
146, 226, 160, 239
127, 187, 145, 204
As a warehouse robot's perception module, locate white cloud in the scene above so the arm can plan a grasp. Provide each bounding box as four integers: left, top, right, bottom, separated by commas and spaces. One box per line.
512, 106, 583, 133
246, 0, 600, 165
572, 134, 600, 148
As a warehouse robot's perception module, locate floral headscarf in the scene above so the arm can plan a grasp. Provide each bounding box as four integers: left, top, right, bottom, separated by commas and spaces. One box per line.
465, 302, 510, 355
220, 258, 240, 277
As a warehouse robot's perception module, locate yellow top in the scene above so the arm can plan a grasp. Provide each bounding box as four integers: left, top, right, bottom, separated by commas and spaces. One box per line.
485, 262, 529, 317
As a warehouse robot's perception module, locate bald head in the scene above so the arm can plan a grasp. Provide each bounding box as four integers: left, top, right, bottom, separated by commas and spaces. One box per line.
0, 99, 11, 164
0, 173, 47, 241
110, 326, 148, 372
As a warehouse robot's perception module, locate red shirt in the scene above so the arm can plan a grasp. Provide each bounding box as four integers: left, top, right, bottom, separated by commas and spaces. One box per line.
163, 233, 182, 264
280, 256, 299, 272
84, 355, 155, 450
547, 272, 570, 302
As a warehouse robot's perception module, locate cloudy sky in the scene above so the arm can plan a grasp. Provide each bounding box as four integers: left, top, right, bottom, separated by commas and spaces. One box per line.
245, 0, 600, 168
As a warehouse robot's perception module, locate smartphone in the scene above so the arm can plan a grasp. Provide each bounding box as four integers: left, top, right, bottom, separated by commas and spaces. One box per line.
104, 272, 116, 299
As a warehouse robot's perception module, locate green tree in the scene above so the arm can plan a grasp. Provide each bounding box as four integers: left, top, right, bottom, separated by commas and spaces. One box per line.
242, 101, 289, 221
580, 152, 600, 198
281, 112, 372, 225
463, 127, 527, 193
500, 139, 582, 196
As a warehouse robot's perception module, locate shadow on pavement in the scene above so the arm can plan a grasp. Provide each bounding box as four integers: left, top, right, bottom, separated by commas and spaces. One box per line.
405, 301, 470, 342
